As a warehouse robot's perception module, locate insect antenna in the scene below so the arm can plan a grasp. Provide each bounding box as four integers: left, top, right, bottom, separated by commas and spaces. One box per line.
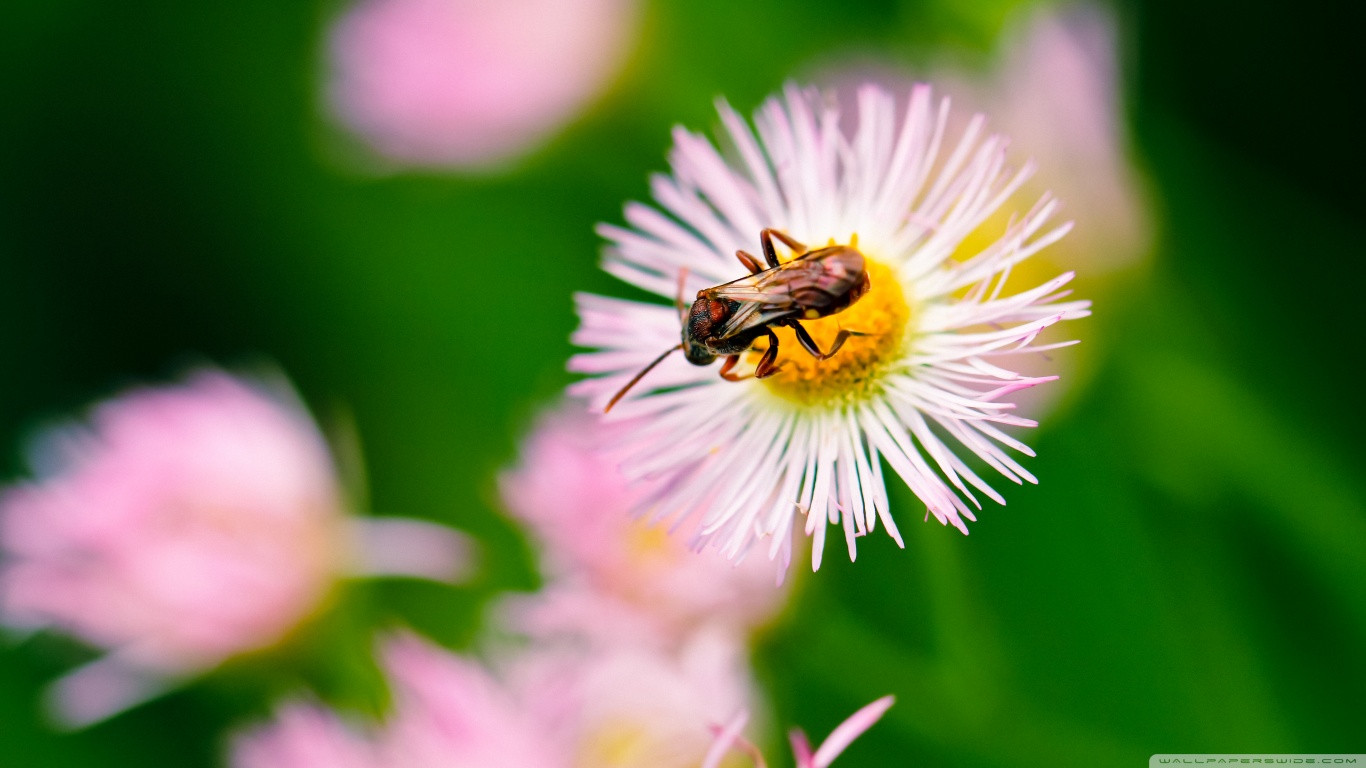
675, 267, 690, 325
605, 343, 684, 413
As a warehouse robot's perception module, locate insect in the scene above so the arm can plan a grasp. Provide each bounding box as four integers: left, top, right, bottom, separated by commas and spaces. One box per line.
605, 228, 871, 412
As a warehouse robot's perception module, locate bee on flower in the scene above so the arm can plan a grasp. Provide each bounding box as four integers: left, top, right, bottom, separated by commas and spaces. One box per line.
569, 83, 1090, 575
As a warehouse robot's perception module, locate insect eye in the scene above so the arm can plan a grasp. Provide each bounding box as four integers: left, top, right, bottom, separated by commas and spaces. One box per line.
683, 342, 715, 366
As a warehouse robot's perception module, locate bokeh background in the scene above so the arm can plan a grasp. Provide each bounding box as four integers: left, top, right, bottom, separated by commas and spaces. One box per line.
1, 0, 1362, 765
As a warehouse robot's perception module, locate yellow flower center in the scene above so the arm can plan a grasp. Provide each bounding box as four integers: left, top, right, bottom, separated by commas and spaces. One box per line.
753, 254, 911, 407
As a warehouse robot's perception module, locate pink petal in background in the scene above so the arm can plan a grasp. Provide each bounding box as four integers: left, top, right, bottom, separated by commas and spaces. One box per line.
327, 0, 639, 170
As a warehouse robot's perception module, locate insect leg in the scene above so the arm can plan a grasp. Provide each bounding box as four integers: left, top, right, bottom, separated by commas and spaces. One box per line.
760, 228, 808, 268
717, 355, 748, 382
754, 328, 783, 378
735, 250, 763, 275
790, 321, 867, 360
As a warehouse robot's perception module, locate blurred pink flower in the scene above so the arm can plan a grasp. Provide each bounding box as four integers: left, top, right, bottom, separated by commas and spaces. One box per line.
0, 370, 473, 727
507, 626, 757, 768
234, 629, 756, 768
376, 633, 567, 768
231, 634, 558, 768
498, 400, 789, 646
233, 703, 379, 768
934, 3, 1152, 276
326, 0, 638, 170
824, 3, 1149, 276
705, 695, 894, 768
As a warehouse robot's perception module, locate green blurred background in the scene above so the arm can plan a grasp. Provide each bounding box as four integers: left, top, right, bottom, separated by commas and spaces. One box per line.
1, 0, 1362, 765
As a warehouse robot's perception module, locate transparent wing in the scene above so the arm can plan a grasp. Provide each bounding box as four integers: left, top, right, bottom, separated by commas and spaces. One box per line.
715, 303, 796, 339
706, 247, 866, 340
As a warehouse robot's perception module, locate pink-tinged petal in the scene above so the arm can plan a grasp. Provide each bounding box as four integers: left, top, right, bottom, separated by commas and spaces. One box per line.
789, 728, 816, 768
377, 633, 567, 768
231, 703, 378, 768
702, 710, 750, 768
344, 517, 477, 583
710, 726, 771, 768
699, 697, 894, 768
810, 695, 895, 768
502, 625, 756, 768
45, 653, 179, 731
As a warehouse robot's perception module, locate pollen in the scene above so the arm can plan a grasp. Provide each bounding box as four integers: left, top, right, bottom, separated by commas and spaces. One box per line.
753, 257, 911, 407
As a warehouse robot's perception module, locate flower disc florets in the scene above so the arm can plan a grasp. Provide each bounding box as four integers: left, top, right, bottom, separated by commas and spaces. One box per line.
569, 83, 1090, 575
755, 254, 911, 408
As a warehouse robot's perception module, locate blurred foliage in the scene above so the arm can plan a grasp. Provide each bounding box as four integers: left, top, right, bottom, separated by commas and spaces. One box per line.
0, 0, 1362, 766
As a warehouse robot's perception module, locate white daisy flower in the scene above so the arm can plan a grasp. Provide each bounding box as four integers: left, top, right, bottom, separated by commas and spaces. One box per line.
568, 83, 1090, 575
